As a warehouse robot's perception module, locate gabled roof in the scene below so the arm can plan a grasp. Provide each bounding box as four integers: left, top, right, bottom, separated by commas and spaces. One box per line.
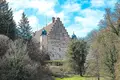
33, 22, 55, 42
33, 17, 70, 42
43, 23, 54, 34
39, 23, 54, 35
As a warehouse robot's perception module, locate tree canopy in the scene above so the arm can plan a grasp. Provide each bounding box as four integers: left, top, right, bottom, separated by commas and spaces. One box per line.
0, 0, 16, 40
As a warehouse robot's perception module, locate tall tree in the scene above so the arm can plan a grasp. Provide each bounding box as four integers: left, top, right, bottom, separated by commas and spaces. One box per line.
91, 1, 120, 80
98, 32, 119, 80
67, 39, 88, 76
99, 1, 120, 37
0, 0, 16, 40
18, 12, 32, 41
86, 42, 101, 80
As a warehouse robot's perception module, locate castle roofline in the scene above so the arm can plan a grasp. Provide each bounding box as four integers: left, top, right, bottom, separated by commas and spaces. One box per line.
35, 17, 62, 36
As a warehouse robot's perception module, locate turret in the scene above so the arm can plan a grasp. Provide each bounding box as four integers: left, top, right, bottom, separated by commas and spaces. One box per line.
40, 28, 48, 50
52, 17, 55, 23
41, 29, 47, 35
72, 32, 77, 39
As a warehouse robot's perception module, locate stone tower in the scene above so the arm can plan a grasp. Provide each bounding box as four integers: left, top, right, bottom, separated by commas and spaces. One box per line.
40, 29, 48, 50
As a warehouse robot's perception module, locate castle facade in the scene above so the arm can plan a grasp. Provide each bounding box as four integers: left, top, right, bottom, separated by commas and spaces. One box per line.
34, 17, 77, 60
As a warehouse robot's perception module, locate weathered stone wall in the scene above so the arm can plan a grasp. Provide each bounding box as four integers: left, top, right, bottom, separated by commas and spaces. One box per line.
47, 19, 70, 60
35, 17, 70, 60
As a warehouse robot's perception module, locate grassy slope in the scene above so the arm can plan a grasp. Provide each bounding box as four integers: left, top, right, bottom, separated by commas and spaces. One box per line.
56, 76, 105, 80
56, 76, 84, 80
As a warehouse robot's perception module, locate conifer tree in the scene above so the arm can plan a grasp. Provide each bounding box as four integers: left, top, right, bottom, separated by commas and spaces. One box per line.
0, 0, 16, 40
18, 12, 32, 41
67, 39, 88, 76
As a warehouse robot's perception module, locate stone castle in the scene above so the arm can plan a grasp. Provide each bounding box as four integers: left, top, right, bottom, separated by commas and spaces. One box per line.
34, 17, 77, 60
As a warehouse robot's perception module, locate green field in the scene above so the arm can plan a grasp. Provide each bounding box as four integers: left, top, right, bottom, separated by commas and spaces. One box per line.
56, 76, 84, 80
56, 76, 105, 80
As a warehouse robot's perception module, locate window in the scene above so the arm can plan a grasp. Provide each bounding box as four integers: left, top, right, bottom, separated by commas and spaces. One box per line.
52, 48, 54, 50
59, 55, 61, 58
62, 33, 64, 36
59, 48, 61, 51
52, 54, 54, 57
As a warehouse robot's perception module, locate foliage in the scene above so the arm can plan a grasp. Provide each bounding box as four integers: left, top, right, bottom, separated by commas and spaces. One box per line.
67, 39, 88, 76
0, 0, 16, 40
98, 1, 120, 36
0, 39, 54, 80
86, 29, 98, 43
86, 31, 103, 80
0, 35, 11, 57
0, 39, 33, 80
87, 30, 120, 80
27, 38, 50, 65
17, 12, 32, 41
98, 31, 119, 80
93, 1, 120, 80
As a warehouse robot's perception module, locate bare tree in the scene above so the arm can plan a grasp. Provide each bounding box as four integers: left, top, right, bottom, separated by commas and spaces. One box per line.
0, 35, 11, 57
27, 38, 50, 65
0, 38, 53, 80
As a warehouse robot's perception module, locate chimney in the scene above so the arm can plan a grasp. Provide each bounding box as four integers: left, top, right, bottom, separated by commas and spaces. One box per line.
52, 17, 55, 23
57, 17, 60, 21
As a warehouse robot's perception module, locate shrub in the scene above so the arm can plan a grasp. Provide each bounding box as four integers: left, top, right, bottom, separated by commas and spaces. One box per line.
0, 39, 54, 80
0, 35, 11, 57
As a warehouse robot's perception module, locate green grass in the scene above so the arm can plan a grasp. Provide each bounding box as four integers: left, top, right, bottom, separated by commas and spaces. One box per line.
55, 76, 105, 80
56, 76, 84, 80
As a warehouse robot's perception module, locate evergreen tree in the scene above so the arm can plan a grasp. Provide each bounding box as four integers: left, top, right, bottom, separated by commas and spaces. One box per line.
67, 39, 88, 76
0, 0, 16, 40
18, 12, 32, 41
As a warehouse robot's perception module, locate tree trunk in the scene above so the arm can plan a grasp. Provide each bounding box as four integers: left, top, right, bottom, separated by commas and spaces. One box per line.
97, 75, 100, 80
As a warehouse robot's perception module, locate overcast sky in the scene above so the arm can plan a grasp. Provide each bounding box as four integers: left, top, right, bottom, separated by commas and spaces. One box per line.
6, 0, 117, 37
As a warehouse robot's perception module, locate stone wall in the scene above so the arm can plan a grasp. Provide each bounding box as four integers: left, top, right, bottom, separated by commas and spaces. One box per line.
47, 19, 70, 60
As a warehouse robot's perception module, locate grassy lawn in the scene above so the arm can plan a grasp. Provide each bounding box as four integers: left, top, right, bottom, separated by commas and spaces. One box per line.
56, 76, 84, 80
56, 76, 105, 80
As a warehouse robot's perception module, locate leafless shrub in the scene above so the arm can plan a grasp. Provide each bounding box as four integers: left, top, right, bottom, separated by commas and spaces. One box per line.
0, 34, 12, 57
0, 39, 54, 80
27, 38, 50, 65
